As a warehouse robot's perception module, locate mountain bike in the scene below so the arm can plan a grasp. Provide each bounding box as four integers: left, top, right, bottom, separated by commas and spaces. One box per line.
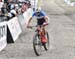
28, 23, 49, 56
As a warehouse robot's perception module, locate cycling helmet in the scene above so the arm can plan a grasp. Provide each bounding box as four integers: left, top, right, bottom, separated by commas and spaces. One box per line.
35, 7, 41, 12
35, 7, 42, 16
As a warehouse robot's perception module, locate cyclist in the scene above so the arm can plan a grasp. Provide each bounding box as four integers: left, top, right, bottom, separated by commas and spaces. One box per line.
27, 7, 49, 43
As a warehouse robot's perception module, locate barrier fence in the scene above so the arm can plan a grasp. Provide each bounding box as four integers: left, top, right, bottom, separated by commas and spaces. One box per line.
0, 21, 7, 51
7, 17, 22, 41
18, 8, 33, 31
0, 0, 39, 51
0, 8, 33, 51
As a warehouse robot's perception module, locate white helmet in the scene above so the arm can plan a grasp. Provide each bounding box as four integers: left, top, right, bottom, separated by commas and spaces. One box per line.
35, 7, 41, 12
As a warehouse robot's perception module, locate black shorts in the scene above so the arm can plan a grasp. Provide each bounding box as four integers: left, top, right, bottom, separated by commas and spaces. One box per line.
37, 18, 46, 25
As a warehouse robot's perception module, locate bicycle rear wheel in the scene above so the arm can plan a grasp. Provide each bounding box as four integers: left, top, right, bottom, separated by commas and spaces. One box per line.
33, 33, 42, 56
43, 32, 49, 51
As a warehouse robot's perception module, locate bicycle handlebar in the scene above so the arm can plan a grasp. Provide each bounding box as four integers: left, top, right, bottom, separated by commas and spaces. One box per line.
27, 22, 49, 29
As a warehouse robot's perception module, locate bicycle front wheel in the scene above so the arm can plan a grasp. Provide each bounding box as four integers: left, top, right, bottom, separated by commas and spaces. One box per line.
33, 33, 42, 56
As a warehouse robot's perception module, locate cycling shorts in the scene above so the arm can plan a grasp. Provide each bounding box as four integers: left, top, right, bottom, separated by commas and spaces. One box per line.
37, 18, 46, 25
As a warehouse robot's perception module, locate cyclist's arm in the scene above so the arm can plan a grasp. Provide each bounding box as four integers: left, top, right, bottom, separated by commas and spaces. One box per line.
44, 16, 49, 22
27, 12, 35, 27
41, 11, 49, 22
27, 17, 32, 27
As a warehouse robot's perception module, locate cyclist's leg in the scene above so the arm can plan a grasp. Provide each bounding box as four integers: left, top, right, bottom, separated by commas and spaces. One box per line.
37, 18, 46, 37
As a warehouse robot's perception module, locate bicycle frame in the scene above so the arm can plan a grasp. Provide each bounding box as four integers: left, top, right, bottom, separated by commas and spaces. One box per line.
29, 24, 49, 56
35, 25, 47, 43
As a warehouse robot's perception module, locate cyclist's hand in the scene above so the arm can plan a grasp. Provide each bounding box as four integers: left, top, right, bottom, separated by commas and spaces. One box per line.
43, 22, 49, 26
26, 24, 29, 28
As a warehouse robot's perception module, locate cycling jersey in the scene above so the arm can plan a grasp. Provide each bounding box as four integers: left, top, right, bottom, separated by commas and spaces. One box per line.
32, 11, 46, 19
32, 11, 46, 25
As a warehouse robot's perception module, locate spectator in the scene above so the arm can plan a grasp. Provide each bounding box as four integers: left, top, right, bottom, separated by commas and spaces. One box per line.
0, 0, 3, 9
21, 2, 28, 13
21, 0, 31, 12
1, 3, 7, 15
8, 4, 17, 18
0, 0, 3, 14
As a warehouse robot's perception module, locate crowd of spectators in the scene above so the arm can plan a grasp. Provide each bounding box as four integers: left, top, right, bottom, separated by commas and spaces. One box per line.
0, 0, 31, 20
